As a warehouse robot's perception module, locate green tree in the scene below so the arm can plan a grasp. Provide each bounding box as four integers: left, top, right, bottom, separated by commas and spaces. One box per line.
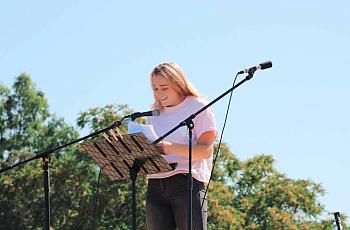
208, 144, 348, 229
206, 143, 245, 229
0, 74, 91, 229
0, 75, 147, 229
1, 75, 348, 229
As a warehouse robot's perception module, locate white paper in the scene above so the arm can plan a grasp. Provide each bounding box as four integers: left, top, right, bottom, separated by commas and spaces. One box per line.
127, 121, 159, 142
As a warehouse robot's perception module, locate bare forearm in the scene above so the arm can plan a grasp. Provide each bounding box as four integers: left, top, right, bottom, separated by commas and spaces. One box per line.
154, 130, 217, 160
160, 142, 213, 160
174, 143, 213, 160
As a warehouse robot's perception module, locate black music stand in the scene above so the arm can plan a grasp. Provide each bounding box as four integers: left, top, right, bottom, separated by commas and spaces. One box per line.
80, 131, 173, 230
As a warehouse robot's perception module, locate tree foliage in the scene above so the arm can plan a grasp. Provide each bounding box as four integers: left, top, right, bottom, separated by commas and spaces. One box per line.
0, 75, 348, 229
207, 144, 347, 229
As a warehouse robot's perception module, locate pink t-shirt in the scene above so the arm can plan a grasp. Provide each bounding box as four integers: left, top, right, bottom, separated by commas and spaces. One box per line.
146, 96, 217, 183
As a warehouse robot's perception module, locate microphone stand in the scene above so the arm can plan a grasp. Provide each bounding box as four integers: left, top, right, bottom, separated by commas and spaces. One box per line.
334, 212, 343, 230
152, 71, 256, 229
0, 119, 127, 230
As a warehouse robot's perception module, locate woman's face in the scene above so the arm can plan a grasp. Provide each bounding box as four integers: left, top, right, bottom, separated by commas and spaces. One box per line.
151, 74, 184, 107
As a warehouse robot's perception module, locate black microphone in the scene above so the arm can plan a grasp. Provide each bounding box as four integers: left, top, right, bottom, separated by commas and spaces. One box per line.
125, 109, 161, 122
238, 61, 272, 74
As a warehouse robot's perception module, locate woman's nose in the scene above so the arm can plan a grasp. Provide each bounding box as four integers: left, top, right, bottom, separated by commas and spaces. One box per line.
155, 92, 164, 98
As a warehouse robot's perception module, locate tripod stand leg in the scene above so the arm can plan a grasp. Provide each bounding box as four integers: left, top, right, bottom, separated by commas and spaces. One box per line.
130, 167, 138, 230
42, 156, 51, 230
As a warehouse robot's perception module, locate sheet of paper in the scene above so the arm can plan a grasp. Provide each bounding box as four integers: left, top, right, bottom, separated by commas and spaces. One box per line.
127, 121, 159, 143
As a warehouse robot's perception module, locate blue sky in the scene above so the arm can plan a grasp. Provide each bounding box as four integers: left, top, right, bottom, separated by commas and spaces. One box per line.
1, 0, 349, 221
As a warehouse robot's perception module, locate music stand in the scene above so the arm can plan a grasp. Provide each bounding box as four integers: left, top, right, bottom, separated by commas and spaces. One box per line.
80, 131, 173, 230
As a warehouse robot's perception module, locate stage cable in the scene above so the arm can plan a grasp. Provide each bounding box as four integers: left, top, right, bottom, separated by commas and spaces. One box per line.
194, 73, 239, 229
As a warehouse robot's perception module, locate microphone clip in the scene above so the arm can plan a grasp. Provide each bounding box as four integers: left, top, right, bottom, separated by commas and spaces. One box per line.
246, 72, 255, 80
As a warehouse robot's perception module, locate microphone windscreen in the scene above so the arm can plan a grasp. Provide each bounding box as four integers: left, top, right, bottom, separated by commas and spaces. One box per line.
260, 61, 272, 70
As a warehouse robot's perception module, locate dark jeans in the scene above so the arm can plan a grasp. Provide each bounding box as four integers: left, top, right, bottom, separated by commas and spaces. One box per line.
146, 174, 207, 230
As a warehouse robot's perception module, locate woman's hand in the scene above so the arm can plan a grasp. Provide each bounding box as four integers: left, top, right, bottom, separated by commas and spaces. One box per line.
154, 141, 174, 155
154, 130, 217, 159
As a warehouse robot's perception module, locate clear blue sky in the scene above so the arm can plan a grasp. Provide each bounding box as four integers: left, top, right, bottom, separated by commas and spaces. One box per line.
1, 0, 349, 221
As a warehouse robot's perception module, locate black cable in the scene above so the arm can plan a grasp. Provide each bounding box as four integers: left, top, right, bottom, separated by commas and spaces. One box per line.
92, 167, 103, 230
194, 73, 239, 229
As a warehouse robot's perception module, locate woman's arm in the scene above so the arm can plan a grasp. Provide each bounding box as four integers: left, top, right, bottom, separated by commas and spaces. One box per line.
154, 130, 217, 160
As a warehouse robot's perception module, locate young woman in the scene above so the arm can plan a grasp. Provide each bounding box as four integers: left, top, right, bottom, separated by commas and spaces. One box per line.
146, 62, 217, 230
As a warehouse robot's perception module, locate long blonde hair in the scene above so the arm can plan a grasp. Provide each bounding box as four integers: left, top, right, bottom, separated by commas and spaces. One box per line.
150, 62, 200, 110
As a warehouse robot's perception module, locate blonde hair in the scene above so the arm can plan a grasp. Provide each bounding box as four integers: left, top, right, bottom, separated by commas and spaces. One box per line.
150, 62, 201, 110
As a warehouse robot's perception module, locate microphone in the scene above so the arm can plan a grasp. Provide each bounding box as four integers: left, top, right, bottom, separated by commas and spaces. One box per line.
123, 109, 161, 123
238, 61, 272, 75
